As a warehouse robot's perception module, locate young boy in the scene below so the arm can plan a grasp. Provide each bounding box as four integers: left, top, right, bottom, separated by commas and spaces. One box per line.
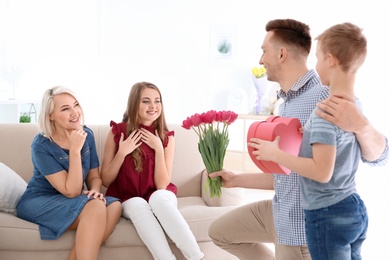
251, 22, 370, 259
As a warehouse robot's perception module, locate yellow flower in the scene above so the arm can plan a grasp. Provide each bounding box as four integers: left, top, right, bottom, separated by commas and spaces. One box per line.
252, 66, 266, 78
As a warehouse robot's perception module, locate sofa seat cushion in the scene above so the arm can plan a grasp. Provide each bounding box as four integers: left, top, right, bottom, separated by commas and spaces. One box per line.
105, 196, 237, 248
0, 196, 237, 252
103, 218, 143, 247
0, 212, 74, 251
178, 196, 238, 242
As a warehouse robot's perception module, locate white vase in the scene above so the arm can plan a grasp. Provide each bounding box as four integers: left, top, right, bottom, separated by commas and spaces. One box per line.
252, 76, 268, 115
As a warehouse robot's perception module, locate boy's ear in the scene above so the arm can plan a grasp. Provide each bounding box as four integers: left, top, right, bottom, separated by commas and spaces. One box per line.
328, 53, 338, 67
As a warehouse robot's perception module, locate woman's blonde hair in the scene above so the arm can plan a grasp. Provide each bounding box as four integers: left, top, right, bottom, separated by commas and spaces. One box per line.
38, 86, 84, 139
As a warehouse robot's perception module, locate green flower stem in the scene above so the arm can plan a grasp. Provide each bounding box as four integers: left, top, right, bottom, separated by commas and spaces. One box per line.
206, 175, 223, 198
196, 122, 230, 198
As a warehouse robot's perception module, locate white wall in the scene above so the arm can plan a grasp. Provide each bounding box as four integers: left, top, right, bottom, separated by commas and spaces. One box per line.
1, 0, 389, 258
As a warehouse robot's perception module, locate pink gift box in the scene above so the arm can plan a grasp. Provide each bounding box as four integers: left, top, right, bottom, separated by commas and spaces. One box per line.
247, 116, 302, 174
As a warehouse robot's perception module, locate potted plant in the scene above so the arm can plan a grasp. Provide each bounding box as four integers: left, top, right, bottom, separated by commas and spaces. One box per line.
19, 113, 31, 123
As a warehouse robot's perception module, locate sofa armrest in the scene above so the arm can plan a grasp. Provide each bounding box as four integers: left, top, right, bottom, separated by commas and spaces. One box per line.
201, 170, 244, 206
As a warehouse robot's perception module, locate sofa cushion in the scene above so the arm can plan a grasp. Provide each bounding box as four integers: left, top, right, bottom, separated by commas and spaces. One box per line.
178, 196, 238, 241
0, 162, 27, 214
0, 197, 235, 251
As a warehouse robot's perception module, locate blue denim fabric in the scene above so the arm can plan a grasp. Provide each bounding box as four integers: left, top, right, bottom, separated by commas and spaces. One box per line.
304, 193, 368, 260
16, 126, 120, 240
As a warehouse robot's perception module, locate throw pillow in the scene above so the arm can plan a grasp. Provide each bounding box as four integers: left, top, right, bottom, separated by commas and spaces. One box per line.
0, 162, 27, 214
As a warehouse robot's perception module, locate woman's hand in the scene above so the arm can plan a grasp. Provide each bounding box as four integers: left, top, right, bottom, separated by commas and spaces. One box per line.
83, 190, 106, 204
118, 130, 142, 156
140, 129, 163, 152
69, 128, 87, 152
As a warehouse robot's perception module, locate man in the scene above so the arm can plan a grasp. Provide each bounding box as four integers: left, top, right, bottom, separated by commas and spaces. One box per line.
208, 19, 388, 260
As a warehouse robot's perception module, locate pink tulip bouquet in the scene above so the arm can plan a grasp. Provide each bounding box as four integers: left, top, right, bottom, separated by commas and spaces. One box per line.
182, 110, 238, 197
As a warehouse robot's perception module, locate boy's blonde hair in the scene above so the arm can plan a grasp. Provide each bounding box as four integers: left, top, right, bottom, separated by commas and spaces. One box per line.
316, 22, 367, 73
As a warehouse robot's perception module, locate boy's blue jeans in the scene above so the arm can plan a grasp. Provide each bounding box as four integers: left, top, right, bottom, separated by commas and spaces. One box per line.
304, 193, 368, 260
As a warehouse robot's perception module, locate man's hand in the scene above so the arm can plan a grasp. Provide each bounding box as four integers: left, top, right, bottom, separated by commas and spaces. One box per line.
317, 93, 387, 162
209, 170, 236, 188
315, 93, 369, 135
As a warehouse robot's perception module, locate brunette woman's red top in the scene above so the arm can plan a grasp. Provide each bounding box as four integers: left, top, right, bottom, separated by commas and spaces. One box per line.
105, 121, 177, 202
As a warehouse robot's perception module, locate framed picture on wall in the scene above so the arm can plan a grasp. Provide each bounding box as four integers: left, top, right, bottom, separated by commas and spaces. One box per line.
209, 26, 237, 64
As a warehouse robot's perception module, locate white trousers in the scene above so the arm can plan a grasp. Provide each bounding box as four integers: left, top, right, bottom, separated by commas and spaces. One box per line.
122, 189, 204, 260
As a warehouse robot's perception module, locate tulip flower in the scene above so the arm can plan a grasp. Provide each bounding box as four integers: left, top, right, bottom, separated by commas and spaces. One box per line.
182, 110, 238, 197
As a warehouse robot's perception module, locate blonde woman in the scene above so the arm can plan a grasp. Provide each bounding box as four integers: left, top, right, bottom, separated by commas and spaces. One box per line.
16, 86, 122, 260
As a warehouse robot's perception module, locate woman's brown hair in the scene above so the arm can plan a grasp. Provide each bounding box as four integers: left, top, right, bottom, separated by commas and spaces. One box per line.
122, 81, 169, 171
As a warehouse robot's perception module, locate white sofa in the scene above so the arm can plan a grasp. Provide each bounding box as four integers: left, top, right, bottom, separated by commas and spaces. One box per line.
0, 123, 245, 260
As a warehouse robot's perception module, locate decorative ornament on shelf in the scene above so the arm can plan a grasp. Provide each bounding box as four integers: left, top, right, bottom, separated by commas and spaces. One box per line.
251, 65, 269, 115
182, 110, 238, 198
